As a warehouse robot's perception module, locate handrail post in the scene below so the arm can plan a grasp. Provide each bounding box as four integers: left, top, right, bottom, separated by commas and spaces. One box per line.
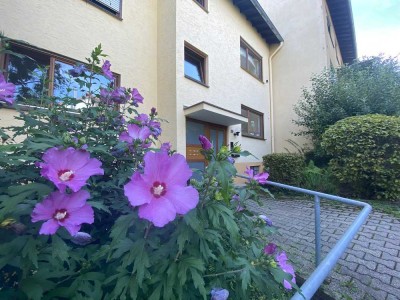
314, 195, 321, 267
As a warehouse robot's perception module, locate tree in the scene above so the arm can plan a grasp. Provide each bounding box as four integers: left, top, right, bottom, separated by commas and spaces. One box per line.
294, 56, 400, 147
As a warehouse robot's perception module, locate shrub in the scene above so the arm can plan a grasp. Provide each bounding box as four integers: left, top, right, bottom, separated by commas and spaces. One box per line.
0, 42, 298, 299
301, 161, 338, 194
263, 153, 305, 186
294, 56, 400, 147
321, 114, 400, 200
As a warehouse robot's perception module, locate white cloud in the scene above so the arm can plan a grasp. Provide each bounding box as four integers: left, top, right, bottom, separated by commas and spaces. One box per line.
356, 27, 400, 59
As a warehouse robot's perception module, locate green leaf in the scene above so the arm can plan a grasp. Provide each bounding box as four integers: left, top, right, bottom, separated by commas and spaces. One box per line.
22, 236, 39, 268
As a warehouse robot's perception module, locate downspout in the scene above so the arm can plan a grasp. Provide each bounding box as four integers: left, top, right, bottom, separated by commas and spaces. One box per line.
268, 42, 283, 153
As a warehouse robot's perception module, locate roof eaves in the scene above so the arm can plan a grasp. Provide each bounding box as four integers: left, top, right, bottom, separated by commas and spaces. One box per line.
232, 0, 283, 44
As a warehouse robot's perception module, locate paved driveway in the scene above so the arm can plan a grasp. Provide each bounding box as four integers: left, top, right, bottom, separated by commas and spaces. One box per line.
248, 198, 400, 300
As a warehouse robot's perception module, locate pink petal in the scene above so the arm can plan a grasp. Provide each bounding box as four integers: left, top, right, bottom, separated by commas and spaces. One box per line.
127, 124, 141, 139
162, 153, 193, 186
124, 172, 152, 206
65, 204, 94, 225
283, 279, 293, 290
32, 196, 58, 222
39, 219, 59, 235
138, 198, 176, 227
63, 223, 82, 236
119, 131, 133, 143
63, 190, 91, 211
166, 185, 199, 215
138, 126, 152, 140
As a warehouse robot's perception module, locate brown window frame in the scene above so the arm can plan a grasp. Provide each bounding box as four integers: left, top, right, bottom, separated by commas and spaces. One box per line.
241, 105, 264, 139
240, 38, 263, 81
1, 42, 120, 108
85, 0, 123, 19
184, 42, 209, 87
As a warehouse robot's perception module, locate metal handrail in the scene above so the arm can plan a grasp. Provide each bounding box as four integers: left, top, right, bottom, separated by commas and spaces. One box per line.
239, 176, 372, 300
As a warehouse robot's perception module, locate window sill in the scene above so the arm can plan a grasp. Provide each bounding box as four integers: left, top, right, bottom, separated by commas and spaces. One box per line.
242, 133, 265, 140
184, 75, 209, 88
240, 67, 264, 84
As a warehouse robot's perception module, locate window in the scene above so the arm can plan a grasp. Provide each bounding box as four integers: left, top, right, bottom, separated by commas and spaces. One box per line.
193, 0, 208, 11
2, 43, 118, 108
87, 0, 122, 18
184, 43, 208, 86
240, 38, 262, 80
241, 105, 264, 139
250, 165, 260, 175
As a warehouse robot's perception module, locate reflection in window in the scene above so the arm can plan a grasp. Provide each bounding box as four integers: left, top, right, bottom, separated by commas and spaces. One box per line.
184, 45, 207, 85
53, 61, 112, 108
241, 105, 264, 139
7, 48, 49, 104
4, 43, 117, 108
240, 38, 262, 80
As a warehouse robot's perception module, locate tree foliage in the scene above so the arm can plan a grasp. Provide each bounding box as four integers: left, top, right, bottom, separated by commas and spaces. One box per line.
294, 56, 400, 146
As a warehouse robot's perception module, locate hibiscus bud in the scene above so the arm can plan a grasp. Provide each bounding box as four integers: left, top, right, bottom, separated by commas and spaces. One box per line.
199, 135, 212, 150
259, 215, 273, 226
71, 232, 93, 246
211, 288, 229, 300
264, 242, 277, 255
232, 145, 241, 153
227, 157, 235, 164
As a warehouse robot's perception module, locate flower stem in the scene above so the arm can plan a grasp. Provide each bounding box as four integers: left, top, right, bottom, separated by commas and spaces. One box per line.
203, 268, 244, 278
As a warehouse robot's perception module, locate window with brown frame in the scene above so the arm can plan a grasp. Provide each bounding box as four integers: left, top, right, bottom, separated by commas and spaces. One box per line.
184, 44, 208, 86
241, 105, 264, 139
1, 43, 119, 108
240, 38, 262, 80
86, 0, 122, 18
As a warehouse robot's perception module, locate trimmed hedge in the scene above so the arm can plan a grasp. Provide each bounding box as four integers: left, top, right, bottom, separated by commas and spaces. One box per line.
262, 153, 305, 186
321, 114, 400, 201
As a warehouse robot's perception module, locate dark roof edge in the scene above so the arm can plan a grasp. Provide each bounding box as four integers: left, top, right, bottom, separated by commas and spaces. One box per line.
249, 0, 283, 43
232, 0, 283, 45
327, 0, 357, 63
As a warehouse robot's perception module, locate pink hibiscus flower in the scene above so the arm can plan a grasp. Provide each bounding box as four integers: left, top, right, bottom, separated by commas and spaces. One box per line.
276, 251, 296, 289
119, 124, 152, 144
245, 167, 269, 184
31, 190, 94, 236
38, 147, 104, 192
124, 151, 199, 227
0, 74, 16, 104
101, 60, 114, 80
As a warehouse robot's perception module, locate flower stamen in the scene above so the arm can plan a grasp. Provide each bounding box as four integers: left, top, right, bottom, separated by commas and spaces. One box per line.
53, 209, 68, 221
151, 181, 167, 198
58, 169, 75, 181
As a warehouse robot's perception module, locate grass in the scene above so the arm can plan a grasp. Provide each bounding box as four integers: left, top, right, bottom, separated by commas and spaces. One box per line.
363, 199, 400, 219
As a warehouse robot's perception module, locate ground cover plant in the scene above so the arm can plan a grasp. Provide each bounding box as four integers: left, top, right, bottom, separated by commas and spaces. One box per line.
0, 41, 299, 299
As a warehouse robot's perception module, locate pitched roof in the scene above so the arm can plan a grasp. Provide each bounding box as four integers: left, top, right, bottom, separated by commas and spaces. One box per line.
231, 0, 283, 44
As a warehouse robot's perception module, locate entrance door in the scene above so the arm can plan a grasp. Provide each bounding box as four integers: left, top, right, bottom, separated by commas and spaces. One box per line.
186, 119, 227, 172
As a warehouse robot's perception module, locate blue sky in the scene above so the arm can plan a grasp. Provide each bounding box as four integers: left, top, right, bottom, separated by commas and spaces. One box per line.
351, 0, 400, 59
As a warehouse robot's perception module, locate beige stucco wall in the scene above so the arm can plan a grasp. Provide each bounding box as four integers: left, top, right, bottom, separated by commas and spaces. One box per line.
261, 0, 335, 153
0, 0, 158, 127
173, 0, 272, 165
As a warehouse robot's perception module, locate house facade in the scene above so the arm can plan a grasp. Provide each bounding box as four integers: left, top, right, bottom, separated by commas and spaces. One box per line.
0, 0, 356, 174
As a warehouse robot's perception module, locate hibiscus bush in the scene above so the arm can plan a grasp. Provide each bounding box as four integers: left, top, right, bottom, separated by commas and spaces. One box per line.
0, 43, 299, 299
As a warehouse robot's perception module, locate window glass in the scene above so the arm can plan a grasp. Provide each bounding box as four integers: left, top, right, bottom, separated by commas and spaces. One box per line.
184, 46, 206, 84
186, 121, 205, 144
241, 106, 263, 138
218, 130, 224, 151
7, 50, 49, 104
240, 46, 247, 69
53, 61, 112, 108
184, 57, 202, 82
240, 40, 262, 80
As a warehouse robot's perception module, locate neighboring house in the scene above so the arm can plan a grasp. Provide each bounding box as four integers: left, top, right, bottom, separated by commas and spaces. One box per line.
261, 0, 357, 152
0, 0, 356, 175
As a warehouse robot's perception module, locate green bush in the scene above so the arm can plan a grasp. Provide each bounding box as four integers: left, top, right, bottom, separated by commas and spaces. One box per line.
294, 56, 400, 147
321, 114, 400, 200
263, 153, 305, 186
301, 161, 338, 194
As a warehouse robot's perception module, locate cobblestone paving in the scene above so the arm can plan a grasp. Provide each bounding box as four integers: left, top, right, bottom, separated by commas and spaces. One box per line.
248, 198, 400, 300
